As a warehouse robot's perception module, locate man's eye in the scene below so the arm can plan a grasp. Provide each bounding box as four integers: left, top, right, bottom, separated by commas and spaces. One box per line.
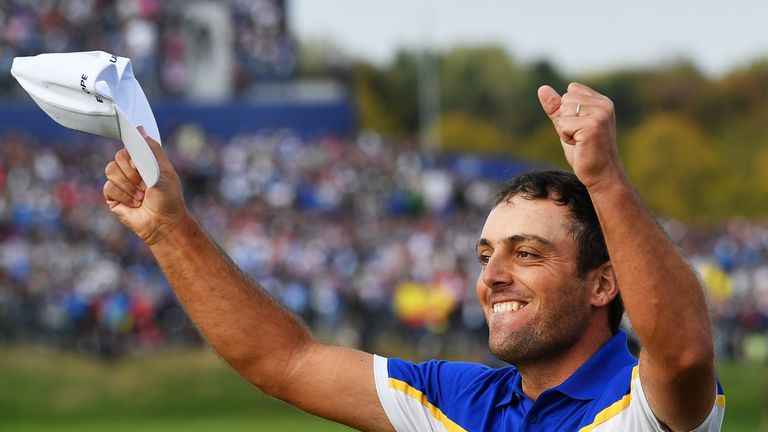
477, 255, 490, 266
517, 251, 536, 259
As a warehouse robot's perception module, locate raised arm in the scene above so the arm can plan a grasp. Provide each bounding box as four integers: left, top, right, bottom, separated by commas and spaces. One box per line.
538, 83, 716, 430
102, 129, 392, 432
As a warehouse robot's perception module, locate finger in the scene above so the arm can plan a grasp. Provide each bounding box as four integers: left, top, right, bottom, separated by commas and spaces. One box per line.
105, 160, 145, 201
561, 101, 602, 118
567, 82, 601, 97
138, 126, 171, 167
103, 180, 142, 208
539, 85, 580, 144
559, 102, 583, 118
561, 89, 604, 104
537, 85, 563, 120
137, 126, 176, 190
556, 116, 600, 144
114, 148, 145, 191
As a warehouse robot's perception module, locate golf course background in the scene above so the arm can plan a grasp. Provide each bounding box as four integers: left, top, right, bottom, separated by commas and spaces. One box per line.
0, 347, 762, 431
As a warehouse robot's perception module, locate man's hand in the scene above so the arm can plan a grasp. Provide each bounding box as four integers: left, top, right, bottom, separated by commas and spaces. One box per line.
538, 82, 624, 191
103, 127, 188, 245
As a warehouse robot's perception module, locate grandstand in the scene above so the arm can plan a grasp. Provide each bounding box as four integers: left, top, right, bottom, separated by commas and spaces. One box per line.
0, 0, 295, 98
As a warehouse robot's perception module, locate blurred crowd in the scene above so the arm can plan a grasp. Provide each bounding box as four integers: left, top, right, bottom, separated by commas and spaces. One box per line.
1, 128, 768, 364
0, 0, 294, 97
0, 128, 494, 360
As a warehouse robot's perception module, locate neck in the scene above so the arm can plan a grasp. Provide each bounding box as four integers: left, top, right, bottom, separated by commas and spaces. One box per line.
518, 324, 612, 400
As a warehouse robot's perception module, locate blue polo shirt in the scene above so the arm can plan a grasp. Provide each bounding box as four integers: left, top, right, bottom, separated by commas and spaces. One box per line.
373, 331, 725, 431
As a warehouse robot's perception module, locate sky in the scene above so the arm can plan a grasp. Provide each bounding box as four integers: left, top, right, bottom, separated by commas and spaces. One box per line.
291, 0, 768, 77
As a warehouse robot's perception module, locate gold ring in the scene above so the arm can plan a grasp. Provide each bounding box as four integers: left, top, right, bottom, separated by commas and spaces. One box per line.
576, 103, 582, 117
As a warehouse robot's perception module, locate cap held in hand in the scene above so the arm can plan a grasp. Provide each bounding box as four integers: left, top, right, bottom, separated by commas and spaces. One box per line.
11, 51, 162, 187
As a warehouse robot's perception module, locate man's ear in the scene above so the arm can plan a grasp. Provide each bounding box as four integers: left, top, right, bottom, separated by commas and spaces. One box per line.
590, 261, 619, 308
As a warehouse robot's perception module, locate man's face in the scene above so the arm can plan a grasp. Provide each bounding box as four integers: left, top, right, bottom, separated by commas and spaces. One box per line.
475, 195, 592, 365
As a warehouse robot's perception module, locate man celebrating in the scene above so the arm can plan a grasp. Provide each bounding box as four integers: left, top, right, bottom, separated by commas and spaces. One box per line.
103, 83, 724, 431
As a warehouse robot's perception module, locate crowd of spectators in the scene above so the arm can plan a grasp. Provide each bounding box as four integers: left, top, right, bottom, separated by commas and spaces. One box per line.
0, 0, 294, 97
2, 128, 768, 363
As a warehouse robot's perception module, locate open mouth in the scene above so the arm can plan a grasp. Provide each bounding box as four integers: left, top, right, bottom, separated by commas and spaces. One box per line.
492, 301, 528, 313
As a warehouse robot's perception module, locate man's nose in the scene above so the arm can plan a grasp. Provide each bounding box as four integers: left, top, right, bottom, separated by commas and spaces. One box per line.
481, 255, 513, 289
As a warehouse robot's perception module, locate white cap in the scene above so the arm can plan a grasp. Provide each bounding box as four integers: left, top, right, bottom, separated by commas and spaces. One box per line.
10, 51, 162, 187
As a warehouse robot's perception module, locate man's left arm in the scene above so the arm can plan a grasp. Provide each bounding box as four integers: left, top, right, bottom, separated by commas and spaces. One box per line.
539, 83, 717, 431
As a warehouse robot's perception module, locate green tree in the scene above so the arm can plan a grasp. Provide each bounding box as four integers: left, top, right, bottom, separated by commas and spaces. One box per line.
512, 60, 568, 136
695, 58, 768, 131
344, 40, 768, 221
584, 69, 654, 128
353, 62, 402, 133
642, 61, 707, 116
295, 37, 352, 78
439, 46, 522, 130
717, 116, 768, 218
353, 45, 568, 143
509, 123, 570, 169
436, 112, 508, 154
623, 114, 727, 222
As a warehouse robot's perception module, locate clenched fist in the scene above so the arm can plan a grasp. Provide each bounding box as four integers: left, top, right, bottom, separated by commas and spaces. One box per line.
103, 127, 189, 245
538, 82, 626, 190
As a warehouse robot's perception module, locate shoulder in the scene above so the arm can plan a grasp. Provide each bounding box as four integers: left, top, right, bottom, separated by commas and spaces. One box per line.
387, 357, 512, 385
578, 364, 725, 432
577, 363, 638, 430
374, 356, 516, 431
379, 356, 516, 402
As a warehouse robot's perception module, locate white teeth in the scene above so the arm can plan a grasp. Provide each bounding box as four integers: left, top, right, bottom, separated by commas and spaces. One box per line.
493, 301, 525, 313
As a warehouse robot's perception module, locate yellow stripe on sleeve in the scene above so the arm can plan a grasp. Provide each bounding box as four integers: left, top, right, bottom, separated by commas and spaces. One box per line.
716, 394, 726, 408
580, 365, 725, 432
579, 365, 638, 432
388, 378, 467, 432
578, 394, 632, 432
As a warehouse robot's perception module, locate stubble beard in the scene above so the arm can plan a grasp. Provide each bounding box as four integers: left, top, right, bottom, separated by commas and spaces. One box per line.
488, 281, 591, 367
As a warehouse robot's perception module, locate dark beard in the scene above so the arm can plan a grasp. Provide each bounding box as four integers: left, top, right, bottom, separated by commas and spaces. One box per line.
488, 283, 590, 366
489, 314, 586, 366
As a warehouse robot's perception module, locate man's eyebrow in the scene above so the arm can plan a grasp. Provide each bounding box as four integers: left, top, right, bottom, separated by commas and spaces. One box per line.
476, 234, 556, 251
476, 238, 491, 250
505, 234, 556, 250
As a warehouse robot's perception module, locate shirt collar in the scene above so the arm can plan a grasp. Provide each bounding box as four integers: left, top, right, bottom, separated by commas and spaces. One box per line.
553, 330, 637, 400
495, 330, 637, 406
495, 368, 525, 407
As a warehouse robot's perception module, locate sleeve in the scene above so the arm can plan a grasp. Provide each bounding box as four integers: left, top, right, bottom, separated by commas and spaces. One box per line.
373, 355, 479, 432
584, 366, 725, 431
631, 369, 725, 432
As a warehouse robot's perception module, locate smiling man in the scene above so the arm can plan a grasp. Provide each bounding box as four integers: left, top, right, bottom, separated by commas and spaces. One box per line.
102, 83, 724, 431
477, 182, 619, 381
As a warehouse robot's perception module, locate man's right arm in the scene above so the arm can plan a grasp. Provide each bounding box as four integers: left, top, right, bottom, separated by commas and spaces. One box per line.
103, 131, 393, 431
